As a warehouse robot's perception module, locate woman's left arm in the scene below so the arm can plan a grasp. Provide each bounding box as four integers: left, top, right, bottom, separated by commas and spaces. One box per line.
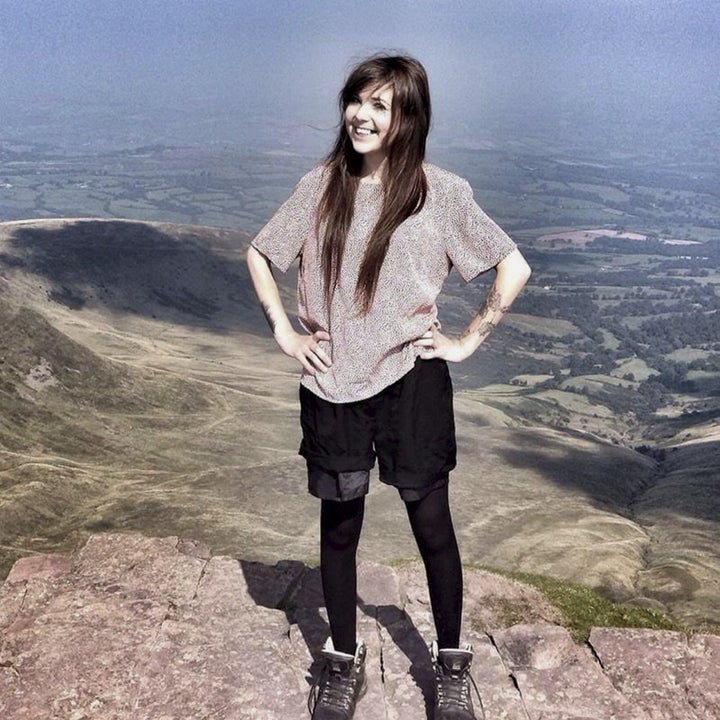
414, 248, 532, 363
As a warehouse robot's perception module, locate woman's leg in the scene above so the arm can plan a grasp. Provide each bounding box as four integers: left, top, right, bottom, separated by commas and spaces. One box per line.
320, 496, 366, 655
405, 482, 462, 648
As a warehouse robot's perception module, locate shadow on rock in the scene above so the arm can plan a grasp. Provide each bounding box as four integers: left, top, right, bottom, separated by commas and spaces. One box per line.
239, 558, 436, 717
359, 596, 435, 718
239, 558, 327, 690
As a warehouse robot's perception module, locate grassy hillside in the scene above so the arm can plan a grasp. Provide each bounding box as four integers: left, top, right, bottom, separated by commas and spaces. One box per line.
0, 218, 718, 629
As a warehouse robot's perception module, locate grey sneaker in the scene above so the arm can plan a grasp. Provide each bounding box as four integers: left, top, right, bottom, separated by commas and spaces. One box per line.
431, 641, 482, 720
308, 639, 367, 719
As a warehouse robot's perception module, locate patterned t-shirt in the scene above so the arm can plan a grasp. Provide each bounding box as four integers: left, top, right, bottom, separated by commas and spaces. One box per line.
251, 163, 516, 403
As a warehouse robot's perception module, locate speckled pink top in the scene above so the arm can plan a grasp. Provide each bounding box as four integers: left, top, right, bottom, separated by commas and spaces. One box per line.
251, 163, 516, 403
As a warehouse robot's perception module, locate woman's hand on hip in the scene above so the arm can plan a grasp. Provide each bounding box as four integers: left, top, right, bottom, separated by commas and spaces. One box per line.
412, 325, 473, 363
274, 328, 332, 374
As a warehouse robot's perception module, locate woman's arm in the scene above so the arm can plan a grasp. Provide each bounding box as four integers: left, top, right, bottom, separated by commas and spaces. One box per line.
414, 247, 531, 363
246, 245, 332, 374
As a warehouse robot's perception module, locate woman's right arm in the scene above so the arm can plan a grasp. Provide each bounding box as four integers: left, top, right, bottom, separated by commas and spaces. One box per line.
246, 245, 332, 375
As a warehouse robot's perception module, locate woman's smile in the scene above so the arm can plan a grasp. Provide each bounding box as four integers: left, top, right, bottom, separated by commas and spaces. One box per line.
344, 83, 394, 174
351, 126, 377, 138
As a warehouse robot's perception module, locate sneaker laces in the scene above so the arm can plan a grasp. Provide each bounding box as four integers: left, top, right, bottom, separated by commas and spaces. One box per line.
436, 666, 483, 716
308, 665, 360, 715
436, 670, 470, 708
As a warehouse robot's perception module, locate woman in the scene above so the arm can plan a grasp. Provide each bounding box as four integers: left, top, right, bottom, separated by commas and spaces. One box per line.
247, 54, 531, 720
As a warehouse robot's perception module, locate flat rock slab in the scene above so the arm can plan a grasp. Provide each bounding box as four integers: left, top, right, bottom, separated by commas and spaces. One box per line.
588, 627, 720, 720
0, 532, 718, 719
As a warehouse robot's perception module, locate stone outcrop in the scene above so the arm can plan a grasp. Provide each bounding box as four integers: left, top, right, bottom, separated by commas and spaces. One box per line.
1, 533, 718, 719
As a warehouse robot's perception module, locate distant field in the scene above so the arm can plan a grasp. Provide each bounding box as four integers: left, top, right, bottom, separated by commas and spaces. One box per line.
667, 347, 713, 362
611, 358, 659, 381
536, 229, 648, 246
569, 182, 631, 203
504, 313, 579, 337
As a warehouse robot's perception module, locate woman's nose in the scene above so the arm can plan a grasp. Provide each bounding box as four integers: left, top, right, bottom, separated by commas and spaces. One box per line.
354, 101, 371, 122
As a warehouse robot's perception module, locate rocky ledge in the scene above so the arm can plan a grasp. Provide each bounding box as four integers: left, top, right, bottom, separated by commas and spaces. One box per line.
1, 533, 718, 719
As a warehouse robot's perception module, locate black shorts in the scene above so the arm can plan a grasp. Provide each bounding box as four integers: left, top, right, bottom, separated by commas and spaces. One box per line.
299, 358, 456, 501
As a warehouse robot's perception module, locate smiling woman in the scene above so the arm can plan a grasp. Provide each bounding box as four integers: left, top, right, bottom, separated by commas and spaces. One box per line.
246, 53, 531, 720
321, 55, 434, 315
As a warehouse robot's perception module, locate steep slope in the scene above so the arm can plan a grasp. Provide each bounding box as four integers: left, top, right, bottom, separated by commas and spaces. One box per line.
632, 422, 720, 626
0, 219, 304, 576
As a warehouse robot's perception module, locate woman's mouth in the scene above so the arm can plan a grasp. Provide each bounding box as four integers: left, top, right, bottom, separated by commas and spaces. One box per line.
352, 126, 376, 137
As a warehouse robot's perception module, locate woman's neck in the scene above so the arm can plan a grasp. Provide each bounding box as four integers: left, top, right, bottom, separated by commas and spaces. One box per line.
360, 154, 387, 184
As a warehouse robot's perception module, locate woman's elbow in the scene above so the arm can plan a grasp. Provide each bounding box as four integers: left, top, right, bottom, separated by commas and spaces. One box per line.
246, 244, 268, 271
500, 248, 532, 283
246, 244, 260, 266
517, 253, 532, 283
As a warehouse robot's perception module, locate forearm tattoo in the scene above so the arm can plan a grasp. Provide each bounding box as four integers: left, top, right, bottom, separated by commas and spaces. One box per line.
260, 301, 277, 333
461, 286, 511, 341
480, 286, 511, 316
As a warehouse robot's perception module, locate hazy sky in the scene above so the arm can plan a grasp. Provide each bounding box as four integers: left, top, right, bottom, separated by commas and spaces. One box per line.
1, 0, 718, 153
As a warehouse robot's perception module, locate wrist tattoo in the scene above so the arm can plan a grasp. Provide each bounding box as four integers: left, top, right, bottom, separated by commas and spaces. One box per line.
461, 319, 497, 341
475, 319, 497, 340
460, 287, 508, 341
260, 301, 277, 333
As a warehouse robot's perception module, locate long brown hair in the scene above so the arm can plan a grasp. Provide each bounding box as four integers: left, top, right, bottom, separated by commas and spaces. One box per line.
318, 55, 431, 315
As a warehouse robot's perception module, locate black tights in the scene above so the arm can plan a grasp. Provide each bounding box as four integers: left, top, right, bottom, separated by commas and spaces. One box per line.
320, 484, 462, 655
320, 496, 366, 655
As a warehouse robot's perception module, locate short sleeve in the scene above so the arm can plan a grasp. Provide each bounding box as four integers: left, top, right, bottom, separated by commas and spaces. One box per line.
251, 167, 325, 272
443, 179, 516, 282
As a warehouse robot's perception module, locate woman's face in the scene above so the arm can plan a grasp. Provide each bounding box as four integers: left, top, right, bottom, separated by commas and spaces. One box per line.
344, 83, 394, 169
